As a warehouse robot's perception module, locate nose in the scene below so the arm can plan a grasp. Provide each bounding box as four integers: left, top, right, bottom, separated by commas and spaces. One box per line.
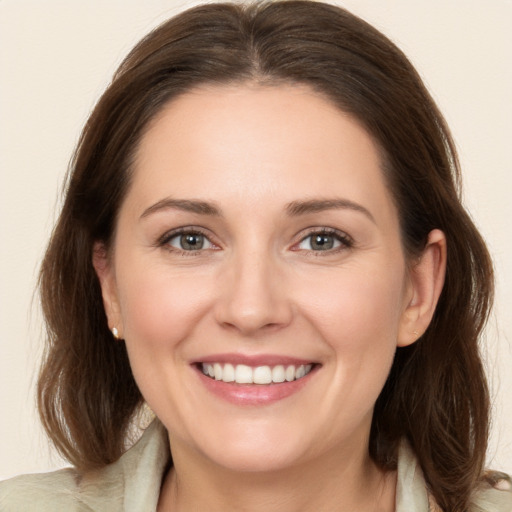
214, 249, 293, 336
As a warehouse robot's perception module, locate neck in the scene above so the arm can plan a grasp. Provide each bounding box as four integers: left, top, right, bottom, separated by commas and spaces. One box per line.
158, 436, 396, 512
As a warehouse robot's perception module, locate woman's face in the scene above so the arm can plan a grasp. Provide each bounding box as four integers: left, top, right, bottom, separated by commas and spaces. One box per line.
96, 84, 440, 473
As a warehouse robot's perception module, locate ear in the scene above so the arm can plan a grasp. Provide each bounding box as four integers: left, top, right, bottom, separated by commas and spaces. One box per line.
92, 241, 124, 338
397, 229, 447, 347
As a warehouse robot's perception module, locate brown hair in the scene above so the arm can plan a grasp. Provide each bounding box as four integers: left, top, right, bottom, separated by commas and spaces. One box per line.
38, 2, 493, 510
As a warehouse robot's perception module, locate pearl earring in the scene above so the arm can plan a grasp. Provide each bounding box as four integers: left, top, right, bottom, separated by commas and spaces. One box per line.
112, 327, 120, 339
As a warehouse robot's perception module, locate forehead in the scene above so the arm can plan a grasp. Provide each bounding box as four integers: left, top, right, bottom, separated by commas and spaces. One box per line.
127, 83, 396, 223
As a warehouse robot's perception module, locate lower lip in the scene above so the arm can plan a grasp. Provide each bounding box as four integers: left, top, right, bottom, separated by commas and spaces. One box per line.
195, 366, 318, 406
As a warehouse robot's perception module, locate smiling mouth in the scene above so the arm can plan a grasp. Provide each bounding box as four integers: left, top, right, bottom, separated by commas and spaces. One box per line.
200, 363, 315, 385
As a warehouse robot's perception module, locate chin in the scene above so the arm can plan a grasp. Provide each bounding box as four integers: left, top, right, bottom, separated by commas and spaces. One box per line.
201, 440, 307, 474
172, 417, 313, 474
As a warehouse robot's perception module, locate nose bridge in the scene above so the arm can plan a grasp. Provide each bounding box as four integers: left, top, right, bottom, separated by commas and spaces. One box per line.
215, 242, 292, 335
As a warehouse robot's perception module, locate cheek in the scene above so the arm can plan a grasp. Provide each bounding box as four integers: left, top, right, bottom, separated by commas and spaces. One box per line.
299, 268, 405, 418
297, 264, 406, 346
296, 263, 406, 405
116, 262, 214, 352
114, 261, 217, 419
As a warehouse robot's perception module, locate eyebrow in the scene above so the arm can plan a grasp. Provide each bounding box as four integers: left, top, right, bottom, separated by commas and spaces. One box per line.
285, 198, 375, 223
140, 196, 375, 223
140, 198, 222, 219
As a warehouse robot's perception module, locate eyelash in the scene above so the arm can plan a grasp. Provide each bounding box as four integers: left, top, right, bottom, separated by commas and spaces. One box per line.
293, 228, 354, 255
158, 227, 217, 257
157, 227, 353, 256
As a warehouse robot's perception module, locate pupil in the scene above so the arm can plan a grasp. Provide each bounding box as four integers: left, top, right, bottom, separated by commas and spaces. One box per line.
312, 234, 333, 250
181, 233, 203, 250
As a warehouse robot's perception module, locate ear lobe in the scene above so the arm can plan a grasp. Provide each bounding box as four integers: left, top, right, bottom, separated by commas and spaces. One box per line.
397, 229, 447, 347
92, 241, 123, 337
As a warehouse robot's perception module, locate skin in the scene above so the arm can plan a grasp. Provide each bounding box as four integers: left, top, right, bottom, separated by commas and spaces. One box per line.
94, 84, 446, 511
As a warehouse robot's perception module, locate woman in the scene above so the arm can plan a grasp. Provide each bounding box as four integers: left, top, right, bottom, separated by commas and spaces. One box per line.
1, 1, 510, 511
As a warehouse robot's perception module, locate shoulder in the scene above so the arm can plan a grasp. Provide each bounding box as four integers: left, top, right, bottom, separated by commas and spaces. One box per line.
0, 463, 130, 512
428, 472, 512, 512
397, 440, 512, 512
0, 419, 169, 512
0, 468, 82, 511
469, 472, 512, 512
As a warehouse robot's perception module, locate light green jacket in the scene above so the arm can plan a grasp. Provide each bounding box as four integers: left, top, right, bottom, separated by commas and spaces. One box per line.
1, 420, 511, 511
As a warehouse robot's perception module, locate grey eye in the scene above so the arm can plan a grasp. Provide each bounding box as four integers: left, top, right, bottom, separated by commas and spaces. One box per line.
297, 233, 343, 251
168, 232, 213, 251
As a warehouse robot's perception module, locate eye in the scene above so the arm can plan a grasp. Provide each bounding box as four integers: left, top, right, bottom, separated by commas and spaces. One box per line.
296, 230, 352, 252
165, 231, 215, 251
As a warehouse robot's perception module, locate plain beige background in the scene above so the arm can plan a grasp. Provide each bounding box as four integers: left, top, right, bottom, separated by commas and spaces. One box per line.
1, 0, 511, 479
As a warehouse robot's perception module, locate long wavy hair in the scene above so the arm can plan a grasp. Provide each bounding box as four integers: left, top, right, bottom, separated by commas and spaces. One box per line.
38, 2, 493, 510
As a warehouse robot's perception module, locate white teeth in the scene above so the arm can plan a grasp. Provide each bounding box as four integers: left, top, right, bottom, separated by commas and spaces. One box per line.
253, 366, 272, 384
222, 363, 235, 383
201, 362, 314, 384
272, 365, 285, 383
285, 365, 295, 382
235, 364, 253, 384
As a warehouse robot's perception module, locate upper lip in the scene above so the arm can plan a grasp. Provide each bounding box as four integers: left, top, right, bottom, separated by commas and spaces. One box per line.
193, 353, 318, 367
